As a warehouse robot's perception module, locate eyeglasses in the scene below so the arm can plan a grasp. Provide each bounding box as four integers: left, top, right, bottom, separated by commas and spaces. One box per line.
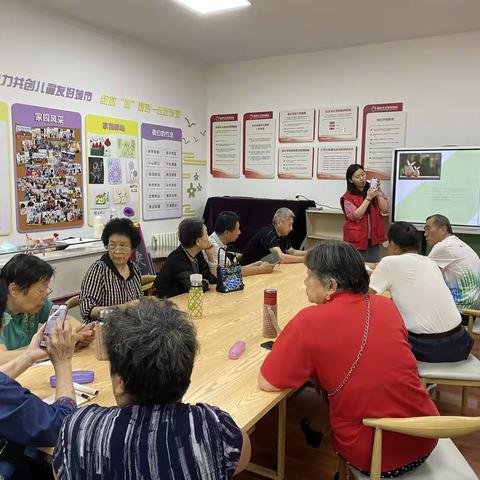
107, 243, 131, 252
31, 287, 53, 298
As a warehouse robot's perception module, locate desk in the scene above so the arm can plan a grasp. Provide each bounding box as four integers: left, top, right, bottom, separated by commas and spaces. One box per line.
203, 196, 315, 251
17, 263, 310, 480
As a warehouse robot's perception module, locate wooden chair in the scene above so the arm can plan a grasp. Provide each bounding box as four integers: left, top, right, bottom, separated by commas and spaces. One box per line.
417, 355, 480, 415
65, 295, 80, 309
464, 308, 480, 341
141, 274, 156, 294
341, 416, 480, 480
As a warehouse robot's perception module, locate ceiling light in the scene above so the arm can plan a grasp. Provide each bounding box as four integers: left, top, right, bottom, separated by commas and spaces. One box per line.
175, 0, 251, 15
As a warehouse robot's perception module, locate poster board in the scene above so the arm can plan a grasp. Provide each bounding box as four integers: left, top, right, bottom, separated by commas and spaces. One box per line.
12, 103, 83, 232
85, 115, 140, 225
243, 111, 275, 179
141, 123, 182, 221
0, 102, 12, 236
210, 114, 241, 178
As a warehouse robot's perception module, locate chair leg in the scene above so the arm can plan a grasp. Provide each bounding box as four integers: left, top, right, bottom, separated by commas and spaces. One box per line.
338, 458, 349, 480
461, 386, 469, 416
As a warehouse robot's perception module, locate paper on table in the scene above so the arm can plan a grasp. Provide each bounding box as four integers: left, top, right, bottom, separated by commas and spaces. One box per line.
73, 382, 99, 396
33, 360, 52, 367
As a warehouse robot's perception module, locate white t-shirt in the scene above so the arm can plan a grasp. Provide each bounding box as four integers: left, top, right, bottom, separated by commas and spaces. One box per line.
370, 253, 461, 334
204, 232, 227, 267
428, 235, 480, 311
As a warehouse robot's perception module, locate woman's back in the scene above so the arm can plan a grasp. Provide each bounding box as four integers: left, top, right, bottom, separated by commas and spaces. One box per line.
261, 292, 438, 472
53, 402, 243, 480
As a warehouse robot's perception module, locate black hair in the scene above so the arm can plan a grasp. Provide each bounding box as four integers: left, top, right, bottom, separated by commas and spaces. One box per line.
387, 222, 420, 252
305, 240, 369, 294
178, 218, 205, 248
0, 254, 54, 292
101, 218, 141, 249
104, 299, 198, 405
214, 211, 240, 235
0, 279, 7, 318
345, 164, 371, 197
426, 214, 453, 234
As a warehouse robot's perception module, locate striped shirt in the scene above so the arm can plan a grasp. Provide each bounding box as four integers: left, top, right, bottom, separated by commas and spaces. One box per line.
53, 403, 243, 480
80, 253, 143, 321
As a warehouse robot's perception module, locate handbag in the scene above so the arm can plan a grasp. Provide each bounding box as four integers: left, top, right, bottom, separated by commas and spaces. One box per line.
216, 247, 244, 293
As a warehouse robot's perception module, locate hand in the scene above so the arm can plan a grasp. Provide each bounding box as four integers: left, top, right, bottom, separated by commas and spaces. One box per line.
46, 318, 78, 365
366, 186, 379, 201
259, 262, 275, 273
75, 322, 96, 349
26, 323, 48, 363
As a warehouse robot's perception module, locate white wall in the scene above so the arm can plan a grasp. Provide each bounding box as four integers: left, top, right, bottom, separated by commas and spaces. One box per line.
0, 0, 208, 247
206, 31, 480, 208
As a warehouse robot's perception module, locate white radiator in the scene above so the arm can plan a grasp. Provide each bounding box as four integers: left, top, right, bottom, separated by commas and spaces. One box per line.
151, 232, 178, 248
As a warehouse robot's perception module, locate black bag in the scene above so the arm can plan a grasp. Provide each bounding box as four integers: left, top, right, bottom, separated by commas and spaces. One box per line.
216, 247, 244, 293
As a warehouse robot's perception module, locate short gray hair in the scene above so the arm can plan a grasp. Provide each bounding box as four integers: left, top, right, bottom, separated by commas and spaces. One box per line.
426, 214, 453, 234
104, 298, 198, 405
273, 207, 295, 224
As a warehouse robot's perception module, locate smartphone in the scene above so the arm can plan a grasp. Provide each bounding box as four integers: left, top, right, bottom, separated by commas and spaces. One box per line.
40, 304, 68, 348
260, 341, 274, 351
370, 178, 378, 189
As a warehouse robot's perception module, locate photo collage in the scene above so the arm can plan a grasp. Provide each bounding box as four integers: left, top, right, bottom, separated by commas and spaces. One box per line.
15, 125, 83, 230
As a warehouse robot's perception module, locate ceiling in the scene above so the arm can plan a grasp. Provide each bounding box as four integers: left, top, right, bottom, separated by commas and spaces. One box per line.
23, 0, 480, 64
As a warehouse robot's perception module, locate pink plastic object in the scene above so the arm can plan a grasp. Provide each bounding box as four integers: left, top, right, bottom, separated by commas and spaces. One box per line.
228, 341, 246, 360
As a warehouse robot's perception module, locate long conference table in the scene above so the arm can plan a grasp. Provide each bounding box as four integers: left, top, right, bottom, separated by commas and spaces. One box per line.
17, 262, 310, 480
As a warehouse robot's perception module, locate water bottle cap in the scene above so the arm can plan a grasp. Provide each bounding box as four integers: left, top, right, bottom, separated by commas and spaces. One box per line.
190, 273, 203, 285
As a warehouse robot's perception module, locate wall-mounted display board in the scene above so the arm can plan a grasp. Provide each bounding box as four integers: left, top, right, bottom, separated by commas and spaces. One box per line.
317, 145, 357, 179
210, 114, 241, 178
278, 109, 315, 143
361, 102, 406, 180
0, 102, 12, 236
243, 111, 275, 179
141, 123, 182, 221
12, 103, 83, 232
278, 147, 313, 179
318, 105, 358, 142
85, 115, 140, 225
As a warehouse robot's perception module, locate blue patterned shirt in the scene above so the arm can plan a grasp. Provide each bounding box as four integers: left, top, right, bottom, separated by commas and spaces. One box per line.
53, 402, 243, 480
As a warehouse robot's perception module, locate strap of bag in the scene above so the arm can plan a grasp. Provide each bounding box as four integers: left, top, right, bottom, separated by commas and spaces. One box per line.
217, 246, 239, 266
327, 295, 370, 398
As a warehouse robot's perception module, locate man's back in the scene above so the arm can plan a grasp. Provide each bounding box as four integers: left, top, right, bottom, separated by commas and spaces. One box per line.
429, 235, 480, 310
370, 253, 461, 334
53, 403, 243, 480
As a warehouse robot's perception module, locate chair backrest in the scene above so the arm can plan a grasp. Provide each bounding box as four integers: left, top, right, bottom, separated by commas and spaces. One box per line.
362, 416, 480, 480
464, 308, 480, 339
141, 274, 156, 286
65, 295, 80, 309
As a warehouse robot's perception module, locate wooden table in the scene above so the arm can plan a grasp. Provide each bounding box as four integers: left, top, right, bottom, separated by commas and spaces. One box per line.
17, 263, 310, 480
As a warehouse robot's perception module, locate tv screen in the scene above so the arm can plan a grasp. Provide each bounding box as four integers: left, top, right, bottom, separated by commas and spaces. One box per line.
391, 147, 480, 232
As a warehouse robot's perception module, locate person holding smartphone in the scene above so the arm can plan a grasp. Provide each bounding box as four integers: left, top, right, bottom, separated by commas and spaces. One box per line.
0, 254, 94, 363
340, 164, 389, 262
0, 278, 78, 479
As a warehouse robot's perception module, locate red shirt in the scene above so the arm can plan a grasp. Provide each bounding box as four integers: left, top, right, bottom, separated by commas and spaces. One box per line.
261, 292, 439, 472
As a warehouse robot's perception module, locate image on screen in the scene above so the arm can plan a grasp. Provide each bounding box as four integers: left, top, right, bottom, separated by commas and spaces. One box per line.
391, 148, 480, 229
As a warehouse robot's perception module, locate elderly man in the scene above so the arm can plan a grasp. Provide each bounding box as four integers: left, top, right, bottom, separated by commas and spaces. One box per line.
206, 211, 274, 276
425, 214, 480, 314
240, 208, 306, 265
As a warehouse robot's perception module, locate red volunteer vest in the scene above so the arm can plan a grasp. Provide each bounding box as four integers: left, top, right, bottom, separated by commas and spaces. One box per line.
341, 191, 385, 250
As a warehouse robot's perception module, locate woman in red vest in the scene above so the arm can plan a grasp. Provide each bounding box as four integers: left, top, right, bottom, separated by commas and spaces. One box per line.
340, 164, 389, 262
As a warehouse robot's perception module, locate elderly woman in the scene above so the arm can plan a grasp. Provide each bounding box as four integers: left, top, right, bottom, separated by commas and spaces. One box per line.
0, 278, 78, 479
154, 218, 217, 298
0, 254, 93, 361
53, 299, 250, 479
80, 218, 143, 321
259, 240, 439, 478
